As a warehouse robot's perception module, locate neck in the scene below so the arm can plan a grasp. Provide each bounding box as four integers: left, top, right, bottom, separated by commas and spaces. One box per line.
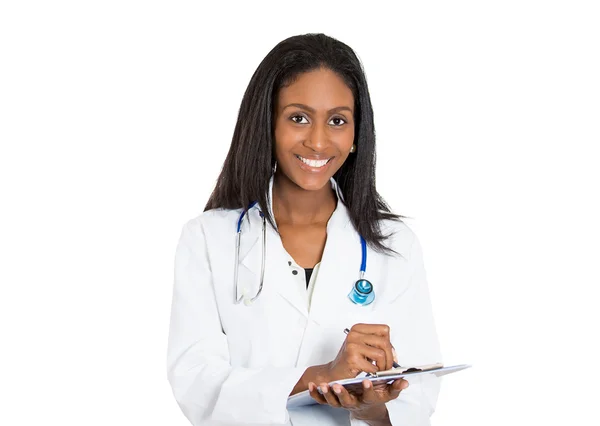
272, 172, 337, 226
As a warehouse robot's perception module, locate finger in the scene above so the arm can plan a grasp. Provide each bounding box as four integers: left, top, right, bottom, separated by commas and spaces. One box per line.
331, 384, 359, 408
357, 343, 389, 372
308, 382, 328, 405
360, 379, 380, 404
320, 383, 342, 408
372, 380, 389, 392
347, 333, 394, 371
345, 343, 380, 374
359, 334, 394, 371
345, 341, 387, 373
350, 323, 391, 338
388, 379, 409, 401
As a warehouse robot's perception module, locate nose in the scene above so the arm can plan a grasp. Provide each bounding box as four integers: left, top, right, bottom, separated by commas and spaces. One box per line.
305, 121, 329, 152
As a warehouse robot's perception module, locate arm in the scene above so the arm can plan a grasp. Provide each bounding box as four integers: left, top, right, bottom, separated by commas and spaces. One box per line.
351, 233, 443, 426
167, 218, 306, 425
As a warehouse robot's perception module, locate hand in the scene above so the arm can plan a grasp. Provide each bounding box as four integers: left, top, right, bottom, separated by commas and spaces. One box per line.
290, 323, 396, 397
323, 323, 396, 381
307, 378, 409, 421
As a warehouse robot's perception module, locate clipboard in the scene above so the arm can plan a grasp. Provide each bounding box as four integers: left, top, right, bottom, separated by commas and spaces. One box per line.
287, 363, 471, 408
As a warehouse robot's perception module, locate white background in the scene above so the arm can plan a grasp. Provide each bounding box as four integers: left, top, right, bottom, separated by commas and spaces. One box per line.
1, 1, 599, 425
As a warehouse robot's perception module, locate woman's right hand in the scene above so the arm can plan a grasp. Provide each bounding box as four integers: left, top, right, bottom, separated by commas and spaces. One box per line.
291, 323, 395, 396
322, 323, 395, 381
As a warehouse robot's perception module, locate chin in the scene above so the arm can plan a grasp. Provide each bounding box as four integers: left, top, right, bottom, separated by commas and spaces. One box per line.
290, 175, 333, 192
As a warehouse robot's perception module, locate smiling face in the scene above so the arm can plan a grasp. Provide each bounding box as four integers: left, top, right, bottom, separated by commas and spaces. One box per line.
273, 68, 355, 191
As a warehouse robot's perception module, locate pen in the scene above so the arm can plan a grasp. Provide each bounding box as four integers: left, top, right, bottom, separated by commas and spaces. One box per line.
343, 328, 401, 369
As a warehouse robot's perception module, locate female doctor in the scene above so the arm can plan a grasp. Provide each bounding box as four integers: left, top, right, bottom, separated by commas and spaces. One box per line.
167, 33, 442, 426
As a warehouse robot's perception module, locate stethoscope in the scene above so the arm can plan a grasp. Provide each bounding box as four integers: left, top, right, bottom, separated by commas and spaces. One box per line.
233, 202, 375, 307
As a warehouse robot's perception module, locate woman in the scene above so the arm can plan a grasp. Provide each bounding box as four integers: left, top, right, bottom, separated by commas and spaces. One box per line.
167, 33, 442, 426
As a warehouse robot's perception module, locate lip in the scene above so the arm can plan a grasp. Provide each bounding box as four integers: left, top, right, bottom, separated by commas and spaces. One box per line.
295, 154, 334, 173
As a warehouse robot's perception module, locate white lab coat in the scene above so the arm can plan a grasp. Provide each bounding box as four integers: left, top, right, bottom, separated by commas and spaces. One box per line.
167, 177, 443, 426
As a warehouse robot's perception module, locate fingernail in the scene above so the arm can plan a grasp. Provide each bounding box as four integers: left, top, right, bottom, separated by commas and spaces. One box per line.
401, 381, 409, 390
322, 386, 328, 394
308, 383, 314, 392
364, 381, 371, 389
334, 386, 341, 394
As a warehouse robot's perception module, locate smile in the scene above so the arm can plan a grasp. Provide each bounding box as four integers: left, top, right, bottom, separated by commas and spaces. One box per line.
295, 155, 333, 168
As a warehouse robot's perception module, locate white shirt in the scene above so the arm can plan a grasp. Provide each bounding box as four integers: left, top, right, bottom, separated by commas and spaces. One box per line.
167, 177, 443, 425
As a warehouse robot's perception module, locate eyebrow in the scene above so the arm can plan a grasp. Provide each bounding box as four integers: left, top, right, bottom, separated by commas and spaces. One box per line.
282, 103, 353, 114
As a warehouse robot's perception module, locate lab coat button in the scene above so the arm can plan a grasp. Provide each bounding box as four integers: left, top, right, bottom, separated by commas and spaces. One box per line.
292, 270, 298, 275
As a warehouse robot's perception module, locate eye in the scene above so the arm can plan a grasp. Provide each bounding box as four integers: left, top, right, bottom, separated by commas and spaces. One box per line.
329, 117, 347, 126
290, 115, 309, 124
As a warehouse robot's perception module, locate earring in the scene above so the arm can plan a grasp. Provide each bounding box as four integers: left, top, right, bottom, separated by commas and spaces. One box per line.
272, 161, 278, 174
350, 144, 356, 153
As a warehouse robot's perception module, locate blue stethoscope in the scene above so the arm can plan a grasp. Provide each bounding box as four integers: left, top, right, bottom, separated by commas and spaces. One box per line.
234, 202, 374, 306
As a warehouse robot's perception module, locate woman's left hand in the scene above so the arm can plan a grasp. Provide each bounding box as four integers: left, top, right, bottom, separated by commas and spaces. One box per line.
307, 378, 409, 421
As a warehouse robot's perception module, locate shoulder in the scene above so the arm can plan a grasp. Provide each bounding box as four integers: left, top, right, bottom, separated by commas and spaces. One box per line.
379, 217, 421, 260
178, 207, 244, 240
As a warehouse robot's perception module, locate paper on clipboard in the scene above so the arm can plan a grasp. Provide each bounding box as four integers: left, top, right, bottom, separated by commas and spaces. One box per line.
287, 363, 471, 409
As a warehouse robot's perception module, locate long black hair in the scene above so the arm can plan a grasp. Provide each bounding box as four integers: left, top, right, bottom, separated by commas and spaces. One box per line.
205, 33, 404, 254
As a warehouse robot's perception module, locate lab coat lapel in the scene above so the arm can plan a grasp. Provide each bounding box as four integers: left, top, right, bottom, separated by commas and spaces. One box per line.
265, 228, 310, 318
239, 176, 310, 318
264, 176, 310, 318
307, 195, 362, 324
307, 195, 414, 329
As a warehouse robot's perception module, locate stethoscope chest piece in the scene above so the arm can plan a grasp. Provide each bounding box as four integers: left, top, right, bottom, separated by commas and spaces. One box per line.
348, 278, 375, 306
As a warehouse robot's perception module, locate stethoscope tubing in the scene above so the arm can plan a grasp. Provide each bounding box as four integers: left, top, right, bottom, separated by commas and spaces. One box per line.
359, 234, 367, 278
234, 205, 266, 305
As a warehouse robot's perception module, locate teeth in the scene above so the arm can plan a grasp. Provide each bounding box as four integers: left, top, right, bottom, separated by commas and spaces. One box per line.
298, 156, 330, 168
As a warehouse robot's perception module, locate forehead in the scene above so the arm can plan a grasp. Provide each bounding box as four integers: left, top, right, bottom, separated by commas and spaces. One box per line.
277, 68, 354, 110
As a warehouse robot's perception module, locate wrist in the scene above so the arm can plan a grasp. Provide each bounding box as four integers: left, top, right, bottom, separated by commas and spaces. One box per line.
291, 364, 331, 396
306, 363, 331, 386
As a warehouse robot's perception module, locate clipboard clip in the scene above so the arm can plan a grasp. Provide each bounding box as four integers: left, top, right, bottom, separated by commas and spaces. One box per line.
367, 364, 443, 378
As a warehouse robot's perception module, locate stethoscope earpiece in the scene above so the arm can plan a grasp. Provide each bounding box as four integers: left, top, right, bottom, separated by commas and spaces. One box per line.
241, 287, 253, 306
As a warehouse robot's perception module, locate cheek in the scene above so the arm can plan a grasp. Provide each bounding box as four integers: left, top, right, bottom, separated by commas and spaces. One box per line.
274, 122, 305, 153
273, 122, 287, 159
335, 128, 355, 151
